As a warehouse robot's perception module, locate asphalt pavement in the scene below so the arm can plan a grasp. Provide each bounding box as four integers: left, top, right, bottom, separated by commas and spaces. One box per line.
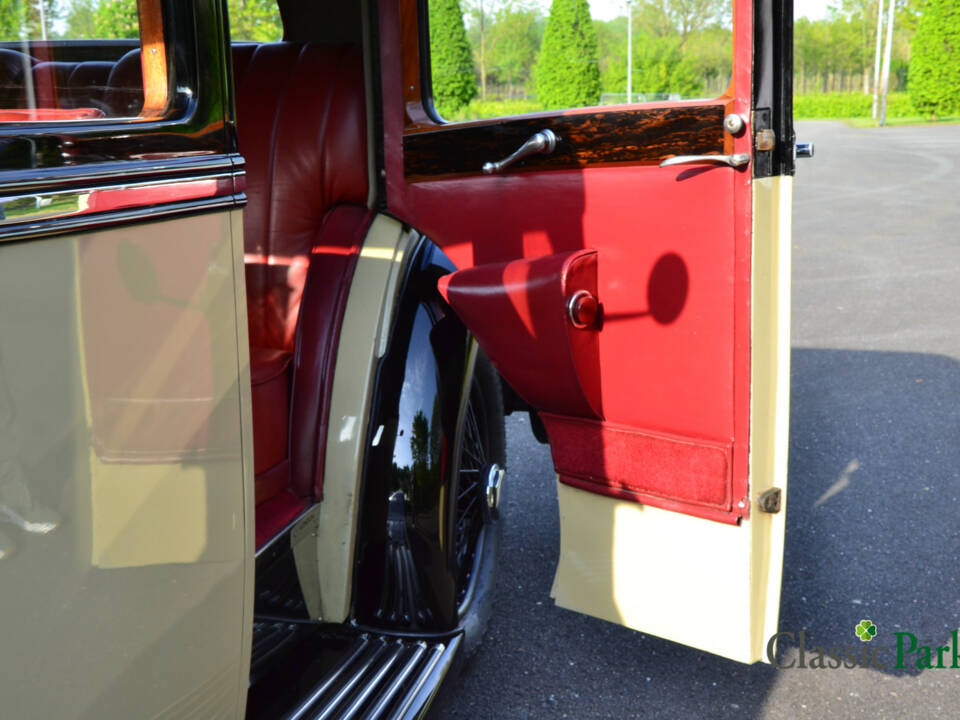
429, 121, 960, 719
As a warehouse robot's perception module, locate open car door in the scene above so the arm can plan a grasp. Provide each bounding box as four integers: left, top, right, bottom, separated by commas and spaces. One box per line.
377, 0, 795, 663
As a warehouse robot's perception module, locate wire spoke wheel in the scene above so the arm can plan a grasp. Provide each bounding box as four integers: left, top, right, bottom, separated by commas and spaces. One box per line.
453, 378, 490, 606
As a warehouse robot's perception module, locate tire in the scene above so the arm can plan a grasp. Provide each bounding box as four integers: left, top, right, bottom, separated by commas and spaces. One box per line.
449, 347, 505, 666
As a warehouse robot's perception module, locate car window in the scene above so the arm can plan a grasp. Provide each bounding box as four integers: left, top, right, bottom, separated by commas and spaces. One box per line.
0, 0, 182, 122
425, 0, 732, 122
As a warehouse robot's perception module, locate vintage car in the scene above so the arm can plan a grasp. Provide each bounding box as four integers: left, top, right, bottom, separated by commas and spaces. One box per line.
0, 0, 799, 716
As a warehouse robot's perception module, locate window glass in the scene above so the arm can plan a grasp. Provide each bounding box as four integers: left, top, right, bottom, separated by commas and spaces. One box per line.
427, 0, 732, 122
228, 0, 283, 42
0, 0, 180, 122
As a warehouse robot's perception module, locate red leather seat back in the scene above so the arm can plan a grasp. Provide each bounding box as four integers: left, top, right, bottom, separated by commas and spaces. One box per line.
233, 43, 369, 353
234, 43, 370, 506
0, 49, 34, 108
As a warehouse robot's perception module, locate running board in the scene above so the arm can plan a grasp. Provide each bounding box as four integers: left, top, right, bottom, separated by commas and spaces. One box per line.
283, 633, 461, 720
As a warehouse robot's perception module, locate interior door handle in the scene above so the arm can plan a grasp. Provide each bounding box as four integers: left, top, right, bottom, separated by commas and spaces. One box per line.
483, 129, 558, 174
659, 153, 750, 169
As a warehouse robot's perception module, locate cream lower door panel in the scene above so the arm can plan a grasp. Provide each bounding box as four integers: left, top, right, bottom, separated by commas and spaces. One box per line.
551, 176, 792, 664
0, 209, 253, 717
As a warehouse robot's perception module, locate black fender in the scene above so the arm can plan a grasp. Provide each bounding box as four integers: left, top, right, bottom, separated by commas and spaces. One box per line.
351, 235, 472, 632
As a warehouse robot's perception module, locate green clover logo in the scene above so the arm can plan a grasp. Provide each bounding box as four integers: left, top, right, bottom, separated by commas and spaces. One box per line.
855, 619, 878, 642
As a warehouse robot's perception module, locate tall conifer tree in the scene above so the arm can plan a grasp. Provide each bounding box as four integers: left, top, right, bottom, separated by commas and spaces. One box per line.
430, 0, 478, 116
534, 0, 601, 110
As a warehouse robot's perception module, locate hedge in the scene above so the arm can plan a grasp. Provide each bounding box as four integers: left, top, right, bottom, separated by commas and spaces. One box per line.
793, 92, 917, 119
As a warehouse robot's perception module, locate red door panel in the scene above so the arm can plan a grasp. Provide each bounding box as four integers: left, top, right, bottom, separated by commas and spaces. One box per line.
378, 0, 754, 524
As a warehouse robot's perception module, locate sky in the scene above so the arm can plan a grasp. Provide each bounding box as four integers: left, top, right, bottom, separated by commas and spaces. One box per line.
580, 0, 833, 22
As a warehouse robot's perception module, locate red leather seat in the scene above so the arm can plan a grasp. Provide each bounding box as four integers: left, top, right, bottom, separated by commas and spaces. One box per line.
232, 42, 372, 546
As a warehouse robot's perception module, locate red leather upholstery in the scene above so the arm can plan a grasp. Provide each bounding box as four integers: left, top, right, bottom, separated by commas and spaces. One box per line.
31, 61, 73, 108
103, 49, 144, 116
1, 48, 133, 116
250, 348, 291, 477
438, 250, 602, 419
234, 43, 369, 353
0, 49, 34, 108
233, 43, 371, 544
67, 61, 113, 111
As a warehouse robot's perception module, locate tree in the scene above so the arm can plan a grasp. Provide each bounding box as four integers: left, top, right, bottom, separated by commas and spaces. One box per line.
635, 0, 728, 42
464, 1, 543, 98
92, 0, 139, 39
429, 0, 478, 116
909, 0, 960, 119
534, 0, 601, 110
485, 3, 543, 95
228, 0, 283, 42
63, 0, 99, 39
0, 0, 59, 40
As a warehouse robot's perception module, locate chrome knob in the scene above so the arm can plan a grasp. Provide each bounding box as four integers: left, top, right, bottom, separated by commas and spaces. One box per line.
796, 142, 815, 159
567, 290, 599, 329
723, 113, 745, 135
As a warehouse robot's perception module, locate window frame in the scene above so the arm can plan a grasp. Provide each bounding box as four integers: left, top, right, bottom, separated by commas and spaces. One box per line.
0, 0, 234, 174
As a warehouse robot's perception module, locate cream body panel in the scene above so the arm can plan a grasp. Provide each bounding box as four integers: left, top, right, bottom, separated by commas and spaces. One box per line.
551, 176, 792, 664
310, 214, 412, 622
0, 211, 253, 717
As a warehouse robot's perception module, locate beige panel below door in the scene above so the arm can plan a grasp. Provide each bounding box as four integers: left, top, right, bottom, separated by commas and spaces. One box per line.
551, 176, 792, 665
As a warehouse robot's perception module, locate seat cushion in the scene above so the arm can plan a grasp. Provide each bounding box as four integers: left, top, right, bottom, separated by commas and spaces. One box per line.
250, 347, 291, 480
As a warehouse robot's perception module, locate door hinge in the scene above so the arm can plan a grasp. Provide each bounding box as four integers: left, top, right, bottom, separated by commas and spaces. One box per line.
757, 487, 782, 514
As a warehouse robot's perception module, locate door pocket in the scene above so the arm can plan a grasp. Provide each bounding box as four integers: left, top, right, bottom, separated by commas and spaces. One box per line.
438, 249, 601, 419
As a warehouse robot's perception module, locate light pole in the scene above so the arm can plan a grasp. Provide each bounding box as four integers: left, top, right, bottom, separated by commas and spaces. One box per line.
626, 0, 633, 103
36, 0, 47, 41
871, 0, 884, 119
878, 0, 895, 126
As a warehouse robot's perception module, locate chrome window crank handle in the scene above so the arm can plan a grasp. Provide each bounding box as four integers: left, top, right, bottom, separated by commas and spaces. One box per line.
483, 129, 559, 174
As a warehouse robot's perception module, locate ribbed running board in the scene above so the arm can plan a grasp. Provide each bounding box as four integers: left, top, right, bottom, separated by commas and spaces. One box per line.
251, 621, 301, 684
284, 633, 461, 720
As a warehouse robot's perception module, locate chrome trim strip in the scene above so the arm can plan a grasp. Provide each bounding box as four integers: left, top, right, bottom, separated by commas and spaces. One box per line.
396, 637, 459, 720
286, 636, 372, 720
0, 173, 233, 227
360, 643, 429, 719
0, 173, 243, 242
0, 194, 241, 243
0, 154, 243, 193
254, 503, 315, 560
339, 642, 405, 719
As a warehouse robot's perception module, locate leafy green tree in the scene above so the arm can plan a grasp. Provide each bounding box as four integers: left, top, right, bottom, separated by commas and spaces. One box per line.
909, 0, 960, 119
600, 29, 702, 98
92, 0, 139, 39
483, 3, 543, 94
534, 0, 601, 109
228, 0, 283, 42
62, 0, 99, 39
634, 0, 728, 41
0, 0, 26, 40
430, 0, 478, 116
0, 0, 58, 40
464, 0, 543, 97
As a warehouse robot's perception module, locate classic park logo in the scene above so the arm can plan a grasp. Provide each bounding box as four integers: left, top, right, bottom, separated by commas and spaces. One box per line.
767, 621, 960, 670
